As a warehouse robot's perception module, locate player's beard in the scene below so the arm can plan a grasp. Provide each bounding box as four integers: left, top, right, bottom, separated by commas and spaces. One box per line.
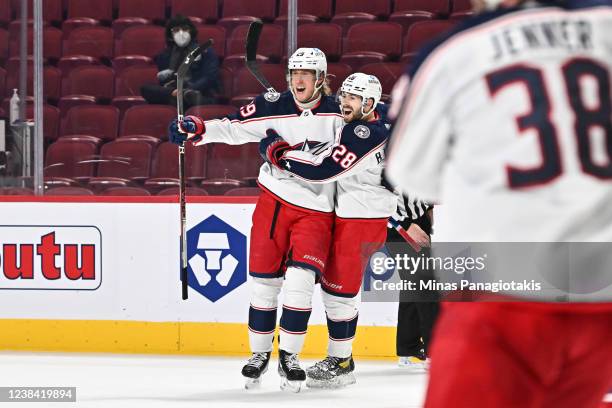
341, 105, 362, 123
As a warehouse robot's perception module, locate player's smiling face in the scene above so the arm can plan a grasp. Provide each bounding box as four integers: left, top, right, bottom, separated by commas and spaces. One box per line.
339, 92, 364, 123
290, 69, 318, 103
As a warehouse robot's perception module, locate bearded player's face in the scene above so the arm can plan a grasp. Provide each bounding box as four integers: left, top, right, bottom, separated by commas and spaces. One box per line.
290, 69, 318, 103
339, 92, 364, 123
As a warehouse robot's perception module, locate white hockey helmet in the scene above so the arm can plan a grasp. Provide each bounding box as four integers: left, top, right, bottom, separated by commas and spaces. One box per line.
287, 47, 327, 81
339, 73, 382, 116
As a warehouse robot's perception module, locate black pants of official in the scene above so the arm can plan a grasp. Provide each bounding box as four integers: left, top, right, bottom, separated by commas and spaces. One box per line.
387, 220, 439, 357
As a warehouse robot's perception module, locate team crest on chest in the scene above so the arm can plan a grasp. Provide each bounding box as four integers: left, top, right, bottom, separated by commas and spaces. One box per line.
354, 125, 370, 139
264, 91, 280, 102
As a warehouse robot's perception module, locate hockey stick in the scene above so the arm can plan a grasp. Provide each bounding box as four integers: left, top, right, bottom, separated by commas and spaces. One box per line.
176, 39, 213, 300
245, 20, 280, 99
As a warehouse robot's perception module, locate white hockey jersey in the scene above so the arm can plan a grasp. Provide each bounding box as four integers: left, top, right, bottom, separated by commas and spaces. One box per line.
386, 0, 612, 242
201, 91, 344, 212
279, 110, 398, 219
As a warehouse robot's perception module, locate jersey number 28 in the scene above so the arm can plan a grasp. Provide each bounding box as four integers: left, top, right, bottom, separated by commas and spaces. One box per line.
487, 59, 611, 189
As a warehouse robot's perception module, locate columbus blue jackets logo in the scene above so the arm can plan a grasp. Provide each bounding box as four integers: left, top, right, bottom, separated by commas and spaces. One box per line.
186, 215, 247, 302
264, 91, 280, 102
354, 125, 371, 139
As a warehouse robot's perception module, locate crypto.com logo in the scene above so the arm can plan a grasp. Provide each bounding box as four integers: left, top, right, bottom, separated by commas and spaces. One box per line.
186, 215, 247, 302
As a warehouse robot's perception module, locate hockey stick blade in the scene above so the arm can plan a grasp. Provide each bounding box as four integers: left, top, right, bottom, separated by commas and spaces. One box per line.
245, 20, 278, 96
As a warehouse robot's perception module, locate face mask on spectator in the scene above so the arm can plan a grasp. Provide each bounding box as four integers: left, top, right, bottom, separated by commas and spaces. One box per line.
173, 30, 191, 47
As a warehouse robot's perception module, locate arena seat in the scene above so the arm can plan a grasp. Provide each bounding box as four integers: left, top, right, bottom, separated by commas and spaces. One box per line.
297, 23, 342, 60
62, 26, 114, 63
117, 0, 166, 22
334, 0, 391, 18
171, 0, 219, 23
67, 0, 114, 22
45, 186, 95, 196
226, 24, 284, 62
394, 0, 451, 15
120, 105, 176, 140
0, 28, 8, 66
144, 141, 208, 191
206, 143, 262, 182
61, 105, 120, 143
224, 186, 261, 196
326, 62, 353, 93
44, 139, 98, 181
330, 12, 376, 35
60, 65, 115, 102
185, 104, 237, 119
341, 22, 402, 69
99, 186, 151, 196
115, 25, 166, 60
232, 64, 286, 102
278, 0, 333, 21
114, 65, 158, 97
25, 104, 60, 142
402, 20, 456, 59
91, 139, 153, 182
221, 0, 277, 21
157, 186, 210, 196
361, 62, 405, 95
195, 24, 226, 59
0, 0, 11, 26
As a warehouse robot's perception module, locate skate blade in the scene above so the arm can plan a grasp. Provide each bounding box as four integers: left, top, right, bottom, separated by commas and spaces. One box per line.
244, 377, 262, 390
279, 377, 303, 393
306, 372, 356, 389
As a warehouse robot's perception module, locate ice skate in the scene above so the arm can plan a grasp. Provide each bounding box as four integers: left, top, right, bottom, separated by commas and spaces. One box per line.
306, 355, 356, 389
242, 352, 271, 389
398, 349, 429, 372
277, 349, 306, 393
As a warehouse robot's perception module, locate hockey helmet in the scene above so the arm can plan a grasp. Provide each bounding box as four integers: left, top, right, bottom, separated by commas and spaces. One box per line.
339, 73, 382, 115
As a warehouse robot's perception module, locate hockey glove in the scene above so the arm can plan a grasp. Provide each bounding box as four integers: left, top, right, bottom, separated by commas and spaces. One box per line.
168, 115, 206, 145
259, 129, 291, 168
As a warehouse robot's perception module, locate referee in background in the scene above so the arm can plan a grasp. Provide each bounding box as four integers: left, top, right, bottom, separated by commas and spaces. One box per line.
387, 193, 438, 369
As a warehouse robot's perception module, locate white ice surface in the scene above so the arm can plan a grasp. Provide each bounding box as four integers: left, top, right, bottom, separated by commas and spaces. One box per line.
0, 352, 428, 408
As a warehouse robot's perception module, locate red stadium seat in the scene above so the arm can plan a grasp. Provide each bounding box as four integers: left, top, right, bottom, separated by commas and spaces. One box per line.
389, 11, 433, 34
394, 0, 450, 15
61, 105, 120, 143
450, 0, 475, 19
144, 141, 207, 191
206, 143, 262, 181
111, 97, 146, 121
216, 16, 259, 37
274, 15, 318, 27
232, 65, 286, 99
224, 186, 261, 196
62, 26, 114, 62
67, 0, 114, 22
402, 20, 456, 58
0, 0, 11, 26
114, 65, 158, 97
45, 186, 95, 196
93, 139, 153, 181
360, 62, 405, 95
57, 96, 96, 118
157, 186, 209, 196
326, 62, 353, 92
335, 0, 391, 17
172, 0, 218, 23
120, 105, 176, 140
117, 0, 166, 22
44, 140, 98, 181
57, 56, 99, 78
15, 0, 63, 24
8, 25, 62, 62
111, 55, 153, 74
5, 62, 61, 102
0, 28, 8, 66
196, 25, 226, 59
200, 179, 243, 196
61, 65, 115, 102
185, 104, 237, 119
115, 25, 166, 59
218, 66, 233, 102
25, 104, 60, 142
221, 0, 276, 21
111, 17, 149, 39
100, 186, 151, 196
297, 23, 342, 60
341, 22, 402, 69
0, 187, 34, 195
222, 54, 268, 74
61, 18, 102, 41
279, 0, 333, 20
330, 12, 376, 35
226, 24, 284, 61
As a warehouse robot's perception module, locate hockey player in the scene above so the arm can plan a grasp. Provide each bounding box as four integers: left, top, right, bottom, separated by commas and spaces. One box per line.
169, 48, 344, 392
260, 73, 397, 388
386, 0, 612, 407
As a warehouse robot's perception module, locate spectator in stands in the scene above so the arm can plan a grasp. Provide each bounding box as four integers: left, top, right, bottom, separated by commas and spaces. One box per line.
141, 15, 220, 109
